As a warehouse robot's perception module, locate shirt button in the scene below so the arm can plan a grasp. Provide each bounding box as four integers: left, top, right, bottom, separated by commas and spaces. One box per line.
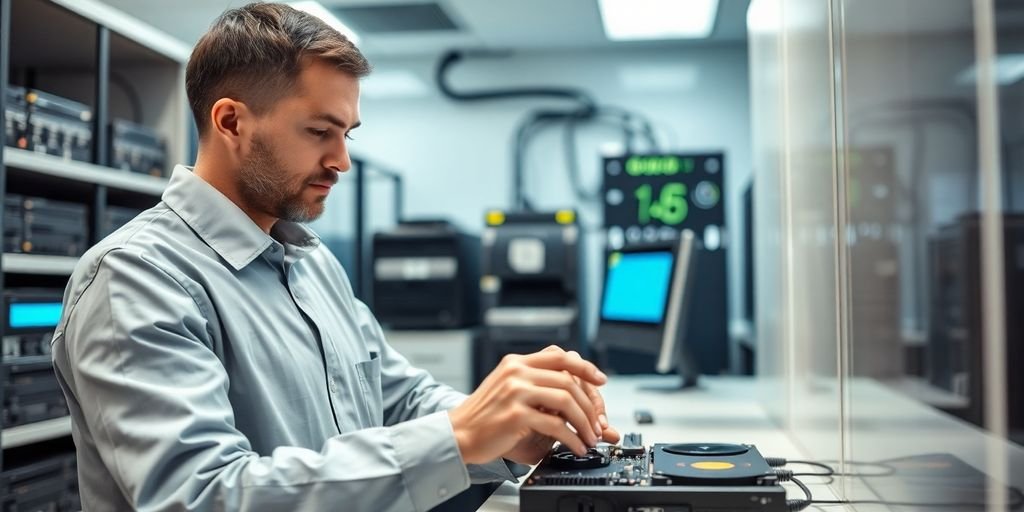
438, 487, 448, 497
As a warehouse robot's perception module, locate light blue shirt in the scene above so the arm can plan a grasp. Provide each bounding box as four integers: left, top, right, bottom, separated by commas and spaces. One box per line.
51, 166, 513, 511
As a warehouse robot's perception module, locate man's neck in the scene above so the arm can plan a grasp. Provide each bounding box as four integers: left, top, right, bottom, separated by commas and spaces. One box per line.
192, 151, 277, 234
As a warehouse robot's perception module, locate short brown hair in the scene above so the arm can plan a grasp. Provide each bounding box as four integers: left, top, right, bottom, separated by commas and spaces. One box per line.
186, 2, 371, 138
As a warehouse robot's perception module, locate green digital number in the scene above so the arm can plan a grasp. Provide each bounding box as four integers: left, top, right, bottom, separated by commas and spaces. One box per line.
635, 183, 688, 226
636, 184, 653, 224
660, 183, 688, 225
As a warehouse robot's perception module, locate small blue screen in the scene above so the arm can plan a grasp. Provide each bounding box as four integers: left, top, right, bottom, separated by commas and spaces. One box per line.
601, 251, 674, 324
9, 302, 62, 329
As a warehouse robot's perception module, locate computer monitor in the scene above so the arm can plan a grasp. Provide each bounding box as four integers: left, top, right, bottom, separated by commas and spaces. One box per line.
594, 230, 701, 389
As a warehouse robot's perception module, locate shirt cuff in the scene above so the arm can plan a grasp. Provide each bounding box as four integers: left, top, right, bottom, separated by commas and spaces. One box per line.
389, 410, 471, 512
467, 458, 518, 484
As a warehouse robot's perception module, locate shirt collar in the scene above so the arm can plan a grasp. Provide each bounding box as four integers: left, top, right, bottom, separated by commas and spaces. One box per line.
162, 166, 321, 271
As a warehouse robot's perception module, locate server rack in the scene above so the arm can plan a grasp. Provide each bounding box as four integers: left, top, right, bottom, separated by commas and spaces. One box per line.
0, 1, 188, 508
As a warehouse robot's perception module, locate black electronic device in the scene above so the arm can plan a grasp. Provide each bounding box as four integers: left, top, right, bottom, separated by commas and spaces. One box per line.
633, 409, 654, 425
476, 210, 583, 382
2, 289, 67, 428
3, 289, 63, 359
594, 230, 701, 389
101, 205, 145, 239
3, 194, 24, 253
845, 147, 902, 378
0, 453, 80, 512
928, 213, 1024, 442
738, 180, 756, 375
4, 85, 29, 150
25, 88, 93, 163
3, 194, 89, 256
479, 210, 582, 345
602, 153, 729, 377
520, 436, 787, 511
109, 118, 168, 177
2, 355, 68, 428
371, 219, 480, 329
742, 180, 754, 325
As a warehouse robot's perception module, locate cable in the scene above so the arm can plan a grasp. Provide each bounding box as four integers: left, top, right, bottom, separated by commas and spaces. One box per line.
598, 104, 660, 151
435, 50, 665, 212
511, 109, 573, 209
771, 470, 812, 511
435, 50, 596, 111
789, 476, 814, 511
562, 108, 643, 203
769, 457, 897, 478
786, 460, 835, 477
766, 458, 833, 477
769, 458, 1024, 510
436, 50, 597, 210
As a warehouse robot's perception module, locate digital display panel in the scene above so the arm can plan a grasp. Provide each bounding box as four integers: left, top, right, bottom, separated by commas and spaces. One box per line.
603, 153, 725, 248
8, 302, 63, 329
600, 251, 674, 324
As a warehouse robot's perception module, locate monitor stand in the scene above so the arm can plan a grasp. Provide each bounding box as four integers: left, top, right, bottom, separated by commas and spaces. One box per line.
638, 374, 700, 393
639, 346, 701, 392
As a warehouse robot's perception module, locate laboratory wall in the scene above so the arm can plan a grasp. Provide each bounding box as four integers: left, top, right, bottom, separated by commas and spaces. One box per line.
311, 44, 754, 352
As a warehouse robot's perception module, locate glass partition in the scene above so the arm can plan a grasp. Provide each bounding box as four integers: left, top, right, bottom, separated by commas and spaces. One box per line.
751, 0, 1024, 508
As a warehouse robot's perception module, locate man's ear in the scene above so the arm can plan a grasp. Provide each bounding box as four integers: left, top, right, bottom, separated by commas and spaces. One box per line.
209, 98, 252, 152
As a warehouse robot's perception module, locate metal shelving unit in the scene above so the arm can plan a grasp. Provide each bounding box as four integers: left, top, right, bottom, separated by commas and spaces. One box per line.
0, 0, 190, 506
4, 149, 167, 196
1, 416, 72, 449
1, 253, 79, 275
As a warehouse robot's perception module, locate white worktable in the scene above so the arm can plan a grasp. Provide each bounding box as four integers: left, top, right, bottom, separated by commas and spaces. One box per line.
478, 375, 850, 511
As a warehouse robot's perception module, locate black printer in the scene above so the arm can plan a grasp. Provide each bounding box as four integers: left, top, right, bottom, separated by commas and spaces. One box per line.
371, 219, 480, 329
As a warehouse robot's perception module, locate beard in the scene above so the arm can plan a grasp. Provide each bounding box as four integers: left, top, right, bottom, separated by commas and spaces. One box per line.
237, 134, 335, 224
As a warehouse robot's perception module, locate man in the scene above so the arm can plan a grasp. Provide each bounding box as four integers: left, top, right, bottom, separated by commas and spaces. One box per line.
51, 3, 619, 511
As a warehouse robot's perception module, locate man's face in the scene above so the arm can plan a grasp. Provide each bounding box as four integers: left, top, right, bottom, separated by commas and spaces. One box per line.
237, 59, 361, 224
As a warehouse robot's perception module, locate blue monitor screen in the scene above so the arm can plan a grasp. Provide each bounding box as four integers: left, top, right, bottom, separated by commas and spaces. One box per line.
601, 251, 674, 324
9, 302, 63, 329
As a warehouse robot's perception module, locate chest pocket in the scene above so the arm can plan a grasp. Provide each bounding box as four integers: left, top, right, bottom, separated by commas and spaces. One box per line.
354, 357, 383, 427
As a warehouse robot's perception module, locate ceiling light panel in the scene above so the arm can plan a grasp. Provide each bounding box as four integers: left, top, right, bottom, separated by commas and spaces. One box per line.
598, 0, 720, 40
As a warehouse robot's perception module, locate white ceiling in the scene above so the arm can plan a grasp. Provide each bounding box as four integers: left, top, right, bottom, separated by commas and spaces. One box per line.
97, 0, 753, 58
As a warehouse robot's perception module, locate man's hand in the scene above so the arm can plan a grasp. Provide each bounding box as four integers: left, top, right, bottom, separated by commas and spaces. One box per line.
501, 373, 621, 464
449, 346, 620, 466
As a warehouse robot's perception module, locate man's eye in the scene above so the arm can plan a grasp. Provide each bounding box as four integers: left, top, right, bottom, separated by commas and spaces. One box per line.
345, 133, 355, 141
309, 128, 329, 138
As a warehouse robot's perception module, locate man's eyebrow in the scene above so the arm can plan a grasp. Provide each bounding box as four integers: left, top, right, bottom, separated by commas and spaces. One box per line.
313, 113, 361, 130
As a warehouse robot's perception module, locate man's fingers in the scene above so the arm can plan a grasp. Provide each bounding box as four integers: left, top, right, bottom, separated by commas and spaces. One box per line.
578, 378, 609, 431
505, 346, 615, 455
526, 387, 599, 447
563, 351, 609, 430
526, 410, 588, 456
580, 379, 606, 414
521, 348, 607, 385
601, 425, 622, 444
524, 368, 602, 438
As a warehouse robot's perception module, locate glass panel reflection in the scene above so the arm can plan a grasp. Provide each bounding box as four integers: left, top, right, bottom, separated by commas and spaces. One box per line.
841, 0, 1024, 509
750, 0, 1024, 508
